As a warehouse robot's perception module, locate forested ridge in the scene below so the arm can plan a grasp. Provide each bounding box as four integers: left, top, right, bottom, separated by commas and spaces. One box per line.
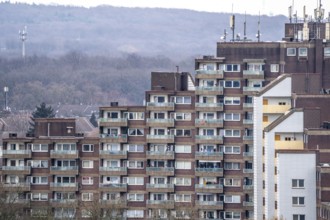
0, 3, 286, 111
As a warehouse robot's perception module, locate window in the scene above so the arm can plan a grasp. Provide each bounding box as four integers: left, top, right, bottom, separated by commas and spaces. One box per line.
82, 144, 94, 152
175, 194, 191, 202
201, 63, 215, 70
29, 193, 48, 201
223, 80, 240, 88
128, 128, 144, 136
55, 143, 76, 151
127, 161, 144, 169
292, 197, 305, 206
124, 112, 144, 120
324, 47, 330, 57
292, 179, 304, 188
224, 113, 240, 121
31, 144, 48, 152
224, 195, 241, 203
224, 162, 240, 170
175, 145, 191, 153
28, 160, 48, 168
82, 160, 93, 168
122, 177, 144, 185
107, 112, 119, 118
175, 161, 191, 170
287, 48, 296, 56
298, 48, 307, 56
224, 129, 240, 137
82, 176, 93, 185
171, 129, 191, 137
173, 177, 191, 186
125, 144, 144, 152
153, 96, 165, 103
171, 96, 191, 104
170, 112, 191, 121
221, 146, 240, 154
223, 211, 241, 219
270, 64, 279, 72
27, 176, 48, 185
127, 210, 144, 218
220, 64, 240, 72
153, 128, 166, 135
247, 63, 264, 71
81, 193, 93, 201
81, 209, 92, 218
128, 194, 144, 201
293, 214, 305, 220
223, 178, 241, 187
152, 112, 165, 119
224, 97, 240, 105
56, 176, 76, 184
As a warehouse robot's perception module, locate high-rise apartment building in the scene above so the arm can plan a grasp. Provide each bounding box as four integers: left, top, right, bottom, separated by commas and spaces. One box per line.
2, 3, 330, 220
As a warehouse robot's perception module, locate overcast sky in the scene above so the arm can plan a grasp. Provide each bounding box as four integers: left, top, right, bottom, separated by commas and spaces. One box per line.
4, 0, 330, 17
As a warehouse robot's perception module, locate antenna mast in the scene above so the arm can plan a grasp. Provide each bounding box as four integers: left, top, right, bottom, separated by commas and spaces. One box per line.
256, 12, 261, 42
19, 26, 27, 59
244, 12, 247, 41
230, 4, 235, 42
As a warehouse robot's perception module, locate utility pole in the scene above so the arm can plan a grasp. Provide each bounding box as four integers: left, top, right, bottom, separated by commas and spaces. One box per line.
19, 26, 27, 59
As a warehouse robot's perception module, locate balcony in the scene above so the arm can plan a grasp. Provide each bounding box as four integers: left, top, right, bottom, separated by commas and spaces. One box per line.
99, 167, 127, 176
243, 152, 253, 159
99, 150, 127, 159
243, 136, 253, 144
263, 105, 291, 114
13, 199, 30, 207
50, 166, 79, 175
146, 118, 174, 127
243, 185, 254, 191
195, 69, 224, 79
195, 151, 223, 161
100, 134, 127, 143
243, 201, 254, 207
99, 118, 128, 127
3, 183, 31, 191
195, 135, 223, 144
146, 200, 175, 209
195, 201, 223, 209
195, 119, 223, 128
50, 182, 78, 191
243, 70, 264, 79
195, 184, 223, 193
195, 168, 223, 177
243, 168, 253, 174
3, 150, 31, 159
195, 86, 223, 95
146, 102, 175, 111
146, 151, 175, 160
2, 166, 31, 175
243, 86, 262, 95
146, 167, 175, 176
146, 183, 174, 193
50, 199, 78, 207
195, 103, 223, 112
99, 199, 127, 208
243, 103, 253, 110
50, 150, 78, 159
275, 140, 304, 150
146, 135, 174, 144
99, 183, 127, 192
243, 119, 253, 125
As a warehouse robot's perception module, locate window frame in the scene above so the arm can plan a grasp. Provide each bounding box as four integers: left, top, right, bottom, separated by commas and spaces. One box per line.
292, 179, 304, 188
224, 129, 241, 137
324, 47, 330, 57
82, 176, 94, 185
287, 48, 296, 56
82, 160, 93, 169
81, 193, 93, 201
224, 97, 240, 105
298, 47, 308, 57
128, 128, 144, 136
224, 113, 240, 121
292, 196, 305, 206
82, 144, 94, 152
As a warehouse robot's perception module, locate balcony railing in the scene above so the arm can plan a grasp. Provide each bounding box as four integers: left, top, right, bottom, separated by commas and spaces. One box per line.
195, 119, 223, 127
195, 135, 222, 140
99, 134, 127, 142
195, 103, 223, 108
243, 201, 254, 206
195, 151, 223, 160
195, 86, 224, 95
243, 136, 253, 141
146, 118, 174, 124
146, 151, 175, 160
146, 200, 175, 209
2, 166, 30, 171
50, 166, 78, 171
99, 118, 127, 123
147, 135, 174, 139
99, 183, 127, 191
3, 150, 31, 158
196, 69, 224, 76
146, 102, 174, 107
146, 167, 175, 176
243, 152, 253, 157
195, 184, 223, 190
50, 199, 78, 206
243, 119, 253, 125
146, 184, 174, 192
243, 103, 253, 108
50, 182, 78, 191
263, 105, 291, 114
275, 140, 304, 150
99, 150, 127, 159
3, 183, 31, 191
243, 168, 253, 173
195, 168, 223, 173
243, 185, 254, 190
243, 86, 262, 92
195, 200, 223, 207
99, 167, 127, 172
243, 70, 264, 78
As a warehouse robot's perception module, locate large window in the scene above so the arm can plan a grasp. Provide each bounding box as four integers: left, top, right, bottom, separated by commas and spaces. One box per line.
30, 193, 48, 201
127, 210, 144, 218
223, 80, 240, 88
224, 195, 241, 203
175, 161, 191, 170
224, 162, 240, 170
270, 64, 279, 72
28, 160, 48, 168
128, 194, 144, 201
175, 145, 191, 153
82, 144, 94, 152
298, 48, 307, 56
82, 176, 94, 185
171, 129, 191, 137
175, 194, 191, 202
173, 177, 191, 186
287, 48, 296, 56
125, 144, 144, 152
221, 145, 240, 154
122, 177, 144, 185
219, 64, 240, 72
292, 179, 304, 188
324, 47, 330, 57
224, 113, 240, 121
223, 178, 241, 187
222, 212, 241, 219
31, 144, 48, 152
293, 214, 305, 220
224, 97, 240, 105
292, 197, 305, 206
81, 193, 93, 201
28, 176, 48, 185
170, 112, 191, 121
224, 129, 240, 137
127, 161, 144, 169
124, 112, 144, 120
128, 128, 144, 136
171, 96, 191, 104
55, 143, 76, 151
82, 160, 93, 169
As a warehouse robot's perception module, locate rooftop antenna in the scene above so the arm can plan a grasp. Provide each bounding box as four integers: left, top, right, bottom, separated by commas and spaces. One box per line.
230, 4, 235, 42
303, 5, 307, 22
289, 6, 293, 23
314, 0, 324, 22
244, 12, 247, 41
220, 29, 228, 42
19, 26, 27, 59
256, 12, 261, 42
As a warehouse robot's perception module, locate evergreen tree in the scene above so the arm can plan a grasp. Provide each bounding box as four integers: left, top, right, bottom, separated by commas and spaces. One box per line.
28, 102, 55, 135
89, 112, 98, 127
32, 102, 55, 118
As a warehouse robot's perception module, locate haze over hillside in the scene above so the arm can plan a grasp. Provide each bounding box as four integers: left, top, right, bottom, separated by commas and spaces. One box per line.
0, 3, 287, 111
0, 3, 286, 58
